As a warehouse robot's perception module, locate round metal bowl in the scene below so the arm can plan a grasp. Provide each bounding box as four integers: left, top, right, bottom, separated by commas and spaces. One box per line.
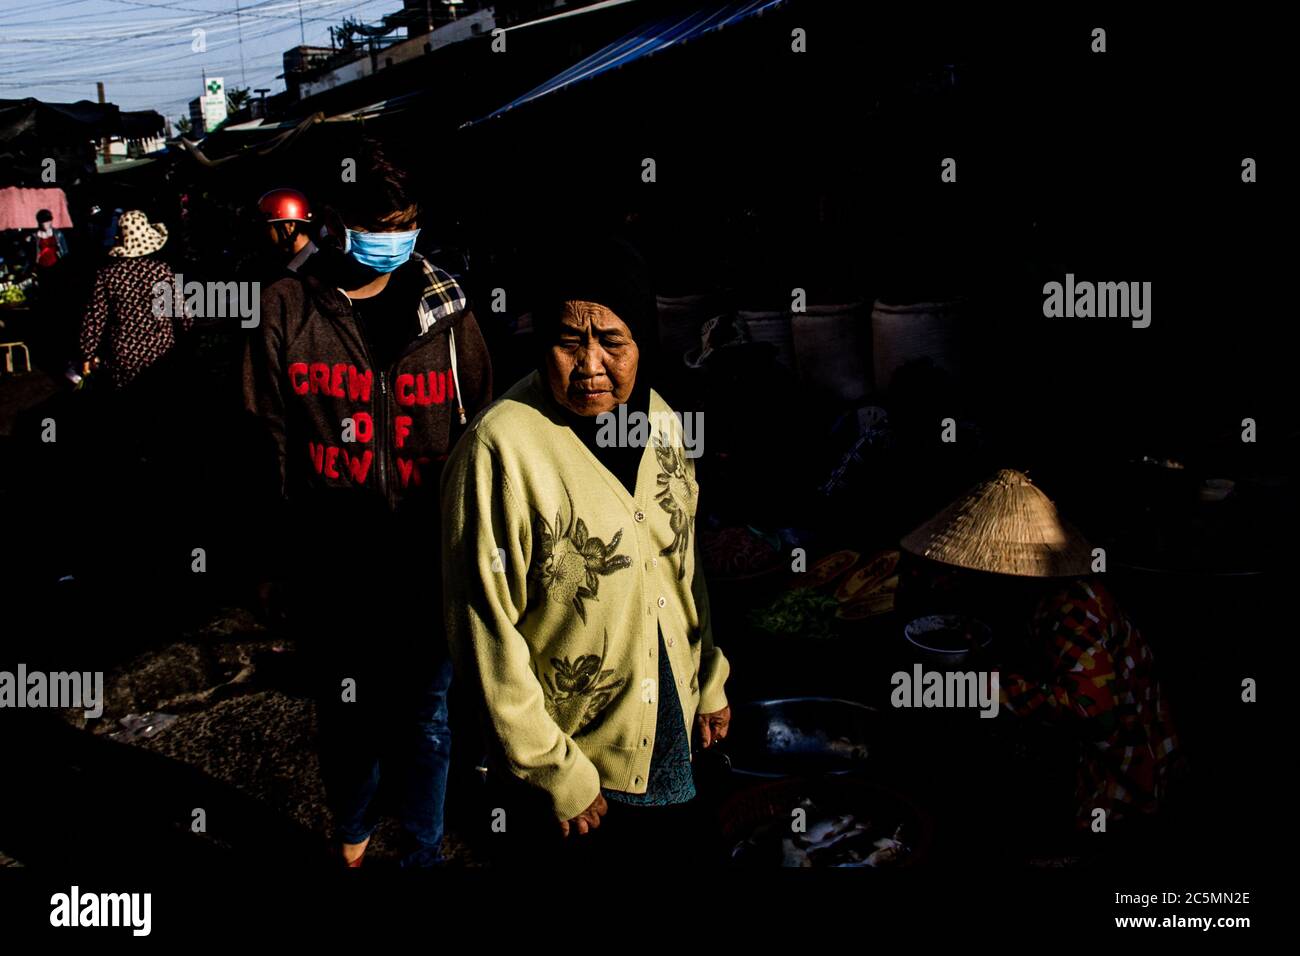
903, 614, 993, 668
723, 697, 881, 779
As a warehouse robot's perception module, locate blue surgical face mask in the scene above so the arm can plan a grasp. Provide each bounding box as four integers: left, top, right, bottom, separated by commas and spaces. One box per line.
344, 228, 420, 273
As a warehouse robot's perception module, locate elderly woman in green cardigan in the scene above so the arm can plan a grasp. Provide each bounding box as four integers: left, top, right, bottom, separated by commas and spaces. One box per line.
442, 239, 730, 863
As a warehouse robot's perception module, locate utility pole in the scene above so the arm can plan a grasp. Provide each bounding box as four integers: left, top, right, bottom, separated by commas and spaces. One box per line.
298, 0, 306, 45
97, 81, 111, 165
234, 0, 248, 85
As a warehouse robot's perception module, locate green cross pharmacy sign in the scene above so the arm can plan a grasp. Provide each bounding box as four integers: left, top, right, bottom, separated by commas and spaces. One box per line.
200, 77, 227, 133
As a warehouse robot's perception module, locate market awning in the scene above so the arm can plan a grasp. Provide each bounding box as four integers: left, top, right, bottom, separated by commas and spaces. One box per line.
0, 99, 162, 142
95, 157, 159, 174
176, 112, 326, 168
120, 110, 166, 140
0, 186, 72, 230
329, 91, 426, 121
213, 95, 403, 135
467, 0, 789, 126
0, 98, 119, 187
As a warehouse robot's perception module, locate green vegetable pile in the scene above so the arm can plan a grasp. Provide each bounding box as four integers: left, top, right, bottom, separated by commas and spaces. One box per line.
749, 588, 841, 639
0, 284, 25, 305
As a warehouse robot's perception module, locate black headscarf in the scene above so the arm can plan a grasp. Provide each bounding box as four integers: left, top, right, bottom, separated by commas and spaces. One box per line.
533, 236, 659, 378
533, 236, 658, 495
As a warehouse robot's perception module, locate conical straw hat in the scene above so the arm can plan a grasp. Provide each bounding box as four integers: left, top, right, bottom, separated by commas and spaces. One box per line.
901, 469, 1093, 577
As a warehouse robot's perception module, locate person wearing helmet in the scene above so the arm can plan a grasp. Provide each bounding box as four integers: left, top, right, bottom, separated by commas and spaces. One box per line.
258, 187, 322, 278
243, 143, 493, 868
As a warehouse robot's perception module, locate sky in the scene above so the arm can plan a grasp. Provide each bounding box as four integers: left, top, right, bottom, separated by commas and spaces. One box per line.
0, 0, 407, 129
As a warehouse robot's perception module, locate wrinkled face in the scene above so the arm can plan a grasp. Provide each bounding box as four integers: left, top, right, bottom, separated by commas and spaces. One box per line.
545, 300, 639, 417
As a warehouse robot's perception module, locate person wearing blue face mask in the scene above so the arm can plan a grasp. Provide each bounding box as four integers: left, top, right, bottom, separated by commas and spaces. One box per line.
344, 226, 421, 273
243, 141, 494, 868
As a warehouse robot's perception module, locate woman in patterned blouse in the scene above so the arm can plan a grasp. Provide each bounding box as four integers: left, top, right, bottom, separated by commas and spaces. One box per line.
899, 469, 1183, 841
79, 210, 190, 390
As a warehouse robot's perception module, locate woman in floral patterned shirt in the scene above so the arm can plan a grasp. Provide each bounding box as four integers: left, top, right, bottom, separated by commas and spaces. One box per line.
442, 238, 731, 866
79, 210, 190, 390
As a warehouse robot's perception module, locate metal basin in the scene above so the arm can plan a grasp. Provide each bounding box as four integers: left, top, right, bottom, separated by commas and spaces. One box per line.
723, 696, 881, 779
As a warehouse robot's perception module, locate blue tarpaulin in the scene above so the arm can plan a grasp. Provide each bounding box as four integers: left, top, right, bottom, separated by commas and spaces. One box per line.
469, 0, 789, 126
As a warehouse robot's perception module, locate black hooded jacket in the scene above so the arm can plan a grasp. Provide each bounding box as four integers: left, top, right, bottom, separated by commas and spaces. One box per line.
242, 252, 493, 584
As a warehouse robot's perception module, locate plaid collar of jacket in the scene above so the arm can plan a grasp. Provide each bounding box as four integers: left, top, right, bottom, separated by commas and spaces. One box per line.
411, 252, 467, 334
311, 251, 466, 332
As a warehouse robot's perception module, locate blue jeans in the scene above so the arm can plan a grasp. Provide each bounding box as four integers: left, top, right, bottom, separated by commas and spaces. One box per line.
288, 504, 454, 868
317, 654, 454, 868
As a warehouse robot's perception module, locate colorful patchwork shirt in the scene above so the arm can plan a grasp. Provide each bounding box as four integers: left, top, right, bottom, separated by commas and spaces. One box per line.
1000, 578, 1181, 828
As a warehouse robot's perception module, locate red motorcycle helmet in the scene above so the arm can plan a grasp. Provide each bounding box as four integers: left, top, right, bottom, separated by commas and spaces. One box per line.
257, 188, 313, 223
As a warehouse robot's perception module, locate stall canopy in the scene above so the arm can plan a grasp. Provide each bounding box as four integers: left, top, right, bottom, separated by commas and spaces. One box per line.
0, 98, 165, 187
121, 110, 167, 140
468, 0, 789, 125
0, 186, 73, 230
0, 99, 164, 142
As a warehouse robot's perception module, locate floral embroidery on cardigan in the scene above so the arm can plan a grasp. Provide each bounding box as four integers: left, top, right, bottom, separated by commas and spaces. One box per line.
653, 429, 696, 580
540, 634, 627, 735
530, 494, 632, 623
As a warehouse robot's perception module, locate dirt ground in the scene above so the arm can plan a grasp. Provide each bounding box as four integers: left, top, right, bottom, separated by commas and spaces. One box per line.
61, 607, 484, 867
